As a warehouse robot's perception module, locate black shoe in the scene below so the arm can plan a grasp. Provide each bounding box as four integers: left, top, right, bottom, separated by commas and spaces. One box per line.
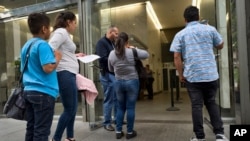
104, 125, 115, 131
126, 130, 137, 139
116, 131, 124, 139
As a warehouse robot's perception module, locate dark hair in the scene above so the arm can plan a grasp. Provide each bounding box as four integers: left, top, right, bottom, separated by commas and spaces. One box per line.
28, 13, 50, 35
115, 32, 128, 59
183, 6, 199, 22
53, 11, 76, 31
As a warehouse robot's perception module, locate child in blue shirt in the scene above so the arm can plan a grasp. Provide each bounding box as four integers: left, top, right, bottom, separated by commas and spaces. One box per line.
20, 13, 61, 141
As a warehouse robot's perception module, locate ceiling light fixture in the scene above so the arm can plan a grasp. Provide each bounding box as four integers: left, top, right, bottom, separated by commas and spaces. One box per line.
146, 1, 162, 30
100, 1, 162, 30
100, 2, 143, 14
46, 8, 65, 14
3, 16, 28, 23
96, 0, 109, 4
111, 3, 143, 11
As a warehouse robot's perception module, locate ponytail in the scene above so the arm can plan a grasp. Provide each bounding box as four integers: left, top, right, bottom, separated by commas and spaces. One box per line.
115, 32, 128, 59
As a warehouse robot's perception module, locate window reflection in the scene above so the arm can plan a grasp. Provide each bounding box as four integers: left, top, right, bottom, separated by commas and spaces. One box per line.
0, 2, 80, 115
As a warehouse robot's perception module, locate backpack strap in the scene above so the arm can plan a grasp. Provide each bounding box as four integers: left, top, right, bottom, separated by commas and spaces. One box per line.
132, 48, 138, 61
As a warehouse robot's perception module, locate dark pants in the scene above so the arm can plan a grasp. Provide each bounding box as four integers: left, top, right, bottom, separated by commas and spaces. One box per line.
185, 80, 224, 139
24, 91, 55, 141
146, 78, 154, 99
53, 71, 78, 141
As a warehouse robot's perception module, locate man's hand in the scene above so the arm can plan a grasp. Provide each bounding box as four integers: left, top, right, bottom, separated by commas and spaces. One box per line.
179, 75, 186, 83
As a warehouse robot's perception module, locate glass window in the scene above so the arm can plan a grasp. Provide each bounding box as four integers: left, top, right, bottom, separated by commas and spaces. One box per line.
0, 2, 80, 115
0, 0, 50, 10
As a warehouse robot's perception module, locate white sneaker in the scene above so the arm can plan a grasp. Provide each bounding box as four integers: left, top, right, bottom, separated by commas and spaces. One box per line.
190, 137, 206, 141
216, 134, 229, 141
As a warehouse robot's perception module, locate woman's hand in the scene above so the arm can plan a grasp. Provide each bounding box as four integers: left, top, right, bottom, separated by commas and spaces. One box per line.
76, 53, 85, 57
54, 50, 62, 61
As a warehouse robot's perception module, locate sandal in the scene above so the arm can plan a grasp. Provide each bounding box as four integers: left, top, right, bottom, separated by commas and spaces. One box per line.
65, 138, 76, 141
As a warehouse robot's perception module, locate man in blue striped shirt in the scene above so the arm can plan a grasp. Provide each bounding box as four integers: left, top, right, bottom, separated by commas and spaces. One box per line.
170, 6, 228, 141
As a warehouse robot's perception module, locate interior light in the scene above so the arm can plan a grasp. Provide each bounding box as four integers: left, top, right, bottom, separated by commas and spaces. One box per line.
100, 1, 162, 30
101, 2, 143, 13
96, 0, 109, 3
46, 8, 65, 14
226, 13, 229, 22
192, 0, 201, 9
192, 0, 197, 6
3, 16, 27, 23
0, 12, 11, 19
146, 1, 162, 29
111, 3, 143, 10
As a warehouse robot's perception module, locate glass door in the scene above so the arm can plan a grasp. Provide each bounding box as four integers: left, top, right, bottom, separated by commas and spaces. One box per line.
79, 0, 111, 130
0, 1, 81, 116
199, 0, 235, 123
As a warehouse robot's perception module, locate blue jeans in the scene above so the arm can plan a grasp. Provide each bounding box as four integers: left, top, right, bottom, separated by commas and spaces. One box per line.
185, 80, 224, 139
24, 91, 55, 141
100, 73, 117, 126
53, 71, 78, 141
115, 79, 139, 132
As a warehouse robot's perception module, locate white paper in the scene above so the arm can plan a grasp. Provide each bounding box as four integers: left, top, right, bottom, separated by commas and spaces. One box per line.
77, 54, 100, 63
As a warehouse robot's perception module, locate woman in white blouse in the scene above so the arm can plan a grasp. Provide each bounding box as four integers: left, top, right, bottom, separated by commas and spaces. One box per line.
49, 11, 84, 141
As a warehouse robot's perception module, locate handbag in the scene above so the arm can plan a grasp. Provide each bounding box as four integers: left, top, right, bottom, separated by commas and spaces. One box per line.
132, 48, 147, 81
3, 86, 26, 120
3, 41, 35, 120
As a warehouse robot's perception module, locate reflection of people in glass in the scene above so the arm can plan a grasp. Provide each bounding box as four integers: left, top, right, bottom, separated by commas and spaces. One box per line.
49, 11, 84, 141
145, 64, 154, 99
108, 32, 149, 139
21, 13, 61, 141
170, 6, 228, 141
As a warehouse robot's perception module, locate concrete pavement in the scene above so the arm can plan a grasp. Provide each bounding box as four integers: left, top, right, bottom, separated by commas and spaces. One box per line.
0, 118, 230, 141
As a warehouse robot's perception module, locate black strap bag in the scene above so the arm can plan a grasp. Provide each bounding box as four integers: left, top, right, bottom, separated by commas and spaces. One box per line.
3, 41, 35, 120
131, 48, 147, 81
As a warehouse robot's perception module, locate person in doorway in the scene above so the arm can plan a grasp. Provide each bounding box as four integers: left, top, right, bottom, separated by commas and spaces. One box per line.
21, 13, 61, 141
108, 32, 149, 139
145, 64, 154, 100
170, 6, 229, 141
49, 11, 85, 141
96, 25, 119, 131
137, 65, 147, 100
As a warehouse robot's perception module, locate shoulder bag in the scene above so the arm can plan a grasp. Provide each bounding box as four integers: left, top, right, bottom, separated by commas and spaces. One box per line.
3, 41, 35, 120
131, 48, 147, 81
